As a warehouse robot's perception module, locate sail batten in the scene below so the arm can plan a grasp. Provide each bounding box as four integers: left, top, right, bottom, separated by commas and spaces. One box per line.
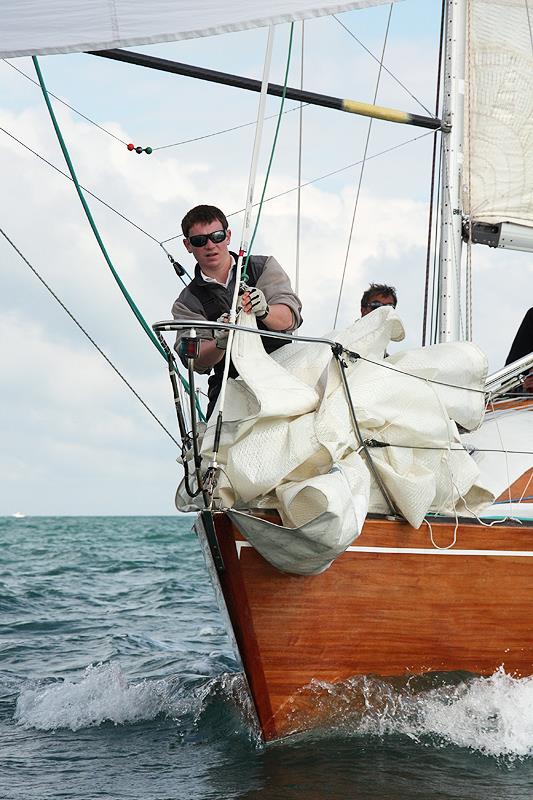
1, 0, 397, 59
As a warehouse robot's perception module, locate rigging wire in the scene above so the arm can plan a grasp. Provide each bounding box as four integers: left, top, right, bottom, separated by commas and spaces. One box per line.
4, 82, 431, 284
465, 230, 473, 340
332, 14, 434, 117
6, 57, 433, 310
0, 125, 191, 284
0, 224, 180, 448
333, 3, 394, 328
2, 105, 429, 258
526, 0, 533, 54
375, 443, 533, 456
422, 0, 446, 346
209, 24, 296, 486
154, 104, 308, 151
208, 24, 279, 479
518, 469, 533, 503
0, 125, 192, 289
0, 126, 164, 249
3, 238, 526, 464
295, 20, 305, 297
3, 116, 430, 291
4, 56, 303, 285
32, 55, 168, 361
492, 398, 515, 512
161, 131, 433, 242
30, 56, 203, 419
465, 0, 474, 342
354, 350, 485, 394
243, 23, 295, 277
519, 471, 533, 503
2, 58, 129, 145
430, 144, 444, 345
422, 136, 441, 345
3, 58, 309, 155
10, 33, 528, 467
232, 133, 432, 214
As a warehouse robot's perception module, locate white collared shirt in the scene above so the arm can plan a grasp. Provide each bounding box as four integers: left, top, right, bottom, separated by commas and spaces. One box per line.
200, 255, 236, 288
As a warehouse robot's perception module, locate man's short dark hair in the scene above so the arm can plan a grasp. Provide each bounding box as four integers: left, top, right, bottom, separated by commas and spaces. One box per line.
181, 205, 228, 237
361, 283, 397, 309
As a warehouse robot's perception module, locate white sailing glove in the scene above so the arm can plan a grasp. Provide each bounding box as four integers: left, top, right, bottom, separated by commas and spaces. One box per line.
247, 287, 269, 319
214, 313, 230, 350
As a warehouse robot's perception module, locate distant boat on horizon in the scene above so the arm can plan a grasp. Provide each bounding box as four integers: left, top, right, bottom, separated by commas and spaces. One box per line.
12, 511, 26, 518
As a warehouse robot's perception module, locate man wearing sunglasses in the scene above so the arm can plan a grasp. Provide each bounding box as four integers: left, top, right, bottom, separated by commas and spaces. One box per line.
360, 283, 397, 317
172, 204, 302, 418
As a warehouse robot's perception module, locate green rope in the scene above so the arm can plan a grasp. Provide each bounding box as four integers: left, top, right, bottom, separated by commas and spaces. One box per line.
32, 56, 205, 422
242, 23, 295, 282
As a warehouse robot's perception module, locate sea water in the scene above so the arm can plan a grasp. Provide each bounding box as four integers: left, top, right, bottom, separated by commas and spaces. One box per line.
1, 516, 533, 800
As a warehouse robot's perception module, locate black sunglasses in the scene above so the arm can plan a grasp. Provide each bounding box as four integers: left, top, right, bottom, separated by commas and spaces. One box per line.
366, 300, 396, 310
186, 229, 227, 247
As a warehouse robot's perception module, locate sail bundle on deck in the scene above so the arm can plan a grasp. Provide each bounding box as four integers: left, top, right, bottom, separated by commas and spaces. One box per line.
176, 308, 493, 575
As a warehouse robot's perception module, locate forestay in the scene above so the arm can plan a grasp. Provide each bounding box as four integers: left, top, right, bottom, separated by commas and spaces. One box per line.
1, 0, 396, 58
176, 308, 493, 575
465, 0, 533, 229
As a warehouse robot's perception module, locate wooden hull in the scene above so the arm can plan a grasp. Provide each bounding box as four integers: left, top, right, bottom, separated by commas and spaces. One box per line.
197, 511, 533, 741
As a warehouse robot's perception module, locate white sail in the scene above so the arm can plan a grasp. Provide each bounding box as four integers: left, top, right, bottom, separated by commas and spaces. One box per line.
174, 308, 493, 574
465, 0, 533, 228
1, 0, 396, 58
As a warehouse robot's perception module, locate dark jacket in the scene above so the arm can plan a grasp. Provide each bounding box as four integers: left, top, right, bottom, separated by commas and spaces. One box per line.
172, 253, 302, 417
506, 307, 533, 365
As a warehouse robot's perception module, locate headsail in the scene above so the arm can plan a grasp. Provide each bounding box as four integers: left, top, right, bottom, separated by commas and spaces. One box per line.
465, 0, 533, 235
1, 0, 397, 58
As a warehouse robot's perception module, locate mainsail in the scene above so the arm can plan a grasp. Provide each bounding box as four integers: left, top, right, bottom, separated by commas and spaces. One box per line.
1, 0, 396, 58
465, 0, 533, 230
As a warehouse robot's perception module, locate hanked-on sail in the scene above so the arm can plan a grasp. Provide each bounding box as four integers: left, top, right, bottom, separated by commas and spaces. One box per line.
1, 0, 397, 58
176, 309, 492, 575
465, 0, 533, 230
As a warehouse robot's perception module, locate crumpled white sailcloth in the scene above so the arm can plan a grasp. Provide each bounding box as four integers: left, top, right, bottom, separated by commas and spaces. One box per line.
177, 308, 492, 574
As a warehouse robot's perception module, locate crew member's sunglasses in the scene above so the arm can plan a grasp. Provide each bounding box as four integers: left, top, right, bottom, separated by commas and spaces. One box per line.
366, 300, 396, 310
186, 229, 227, 247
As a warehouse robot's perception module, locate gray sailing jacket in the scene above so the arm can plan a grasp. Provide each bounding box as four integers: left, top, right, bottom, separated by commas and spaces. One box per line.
171, 254, 302, 416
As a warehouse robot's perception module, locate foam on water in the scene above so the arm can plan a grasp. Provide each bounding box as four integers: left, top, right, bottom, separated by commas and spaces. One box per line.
304, 668, 533, 761
15, 663, 533, 760
13, 662, 257, 742
14, 663, 169, 731
393, 669, 533, 760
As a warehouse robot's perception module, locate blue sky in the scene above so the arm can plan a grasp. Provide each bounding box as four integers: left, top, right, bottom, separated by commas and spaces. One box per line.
1, 0, 531, 514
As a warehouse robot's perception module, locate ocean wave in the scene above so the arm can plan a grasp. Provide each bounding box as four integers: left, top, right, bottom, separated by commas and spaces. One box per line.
14, 663, 169, 731
13, 662, 256, 741
288, 668, 533, 761
388, 668, 533, 761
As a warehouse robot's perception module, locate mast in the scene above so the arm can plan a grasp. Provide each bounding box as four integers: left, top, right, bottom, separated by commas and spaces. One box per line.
437, 0, 466, 342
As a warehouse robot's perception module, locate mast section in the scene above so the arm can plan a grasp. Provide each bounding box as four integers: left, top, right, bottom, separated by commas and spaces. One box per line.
438, 0, 467, 342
